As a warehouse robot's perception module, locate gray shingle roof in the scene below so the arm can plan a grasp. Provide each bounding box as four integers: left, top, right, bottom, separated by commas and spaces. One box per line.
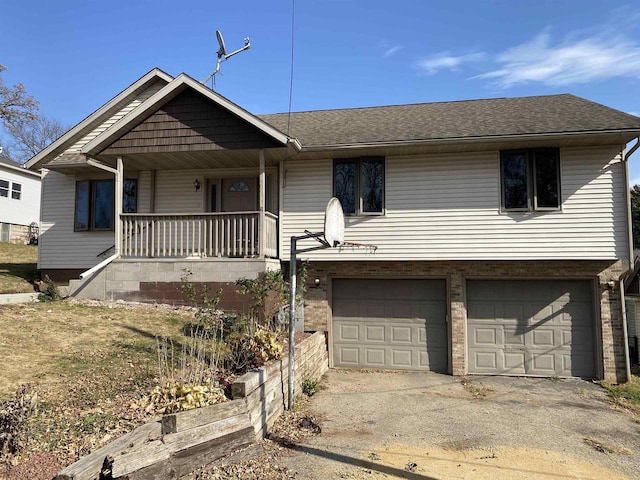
259, 94, 640, 147
0, 155, 21, 168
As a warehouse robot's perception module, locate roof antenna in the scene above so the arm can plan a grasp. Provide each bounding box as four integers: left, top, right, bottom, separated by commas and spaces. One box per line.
202, 30, 251, 87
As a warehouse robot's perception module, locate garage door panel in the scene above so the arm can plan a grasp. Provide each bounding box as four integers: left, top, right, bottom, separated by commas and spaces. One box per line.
365, 325, 385, 342
504, 351, 525, 372
338, 323, 360, 342
337, 346, 360, 365
391, 325, 412, 343
467, 280, 596, 378
333, 279, 447, 372
504, 326, 525, 346
473, 327, 499, 346
365, 348, 385, 366
531, 353, 556, 374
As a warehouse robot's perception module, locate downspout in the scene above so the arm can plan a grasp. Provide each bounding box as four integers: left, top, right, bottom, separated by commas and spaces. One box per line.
620, 137, 639, 382
620, 277, 632, 382
86, 157, 122, 258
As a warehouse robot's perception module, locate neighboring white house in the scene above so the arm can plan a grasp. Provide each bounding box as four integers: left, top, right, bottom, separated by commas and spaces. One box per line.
0, 154, 41, 243
25, 68, 640, 384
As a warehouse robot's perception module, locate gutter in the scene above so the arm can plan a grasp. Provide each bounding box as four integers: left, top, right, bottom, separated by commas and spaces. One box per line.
300, 129, 640, 152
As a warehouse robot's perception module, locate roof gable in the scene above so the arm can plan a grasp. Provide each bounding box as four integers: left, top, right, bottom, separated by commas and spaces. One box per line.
82, 74, 294, 157
25, 68, 173, 170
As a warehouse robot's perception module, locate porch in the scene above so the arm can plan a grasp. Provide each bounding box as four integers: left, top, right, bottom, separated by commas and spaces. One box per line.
120, 211, 278, 259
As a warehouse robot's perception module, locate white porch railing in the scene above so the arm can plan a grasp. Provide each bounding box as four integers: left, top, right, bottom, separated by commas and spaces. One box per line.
120, 212, 278, 259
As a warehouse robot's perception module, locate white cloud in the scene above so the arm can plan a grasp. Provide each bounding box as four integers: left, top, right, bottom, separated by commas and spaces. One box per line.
475, 29, 640, 88
384, 45, 403, 57
415, 52, 484, 75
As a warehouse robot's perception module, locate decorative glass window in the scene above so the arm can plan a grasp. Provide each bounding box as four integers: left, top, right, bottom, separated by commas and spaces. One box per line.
123, 179, 137, 213
228, 181, 250, 192
92, 180, 114, 230
75, 181, 91, 231
75, 179, 115, 231
0, 180, 8, 198
501, 148, 560, 211
334, 157, 384, 215
11, 182, 21, 200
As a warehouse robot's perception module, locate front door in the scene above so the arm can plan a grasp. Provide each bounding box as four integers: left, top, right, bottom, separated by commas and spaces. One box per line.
221, 178, 257, 212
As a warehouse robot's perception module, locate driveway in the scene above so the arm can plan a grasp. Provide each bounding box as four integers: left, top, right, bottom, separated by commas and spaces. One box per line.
277, 370, 640, 479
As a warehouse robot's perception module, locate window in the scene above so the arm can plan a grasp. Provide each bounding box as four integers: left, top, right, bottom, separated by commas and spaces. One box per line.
123, 179, 137, 213
0, 180, 8, 198
75, 179, 114, 231
501, 149, 560, 211
228, 181, 250, 192
334, 157, 384, 215
11, 183, 21, 200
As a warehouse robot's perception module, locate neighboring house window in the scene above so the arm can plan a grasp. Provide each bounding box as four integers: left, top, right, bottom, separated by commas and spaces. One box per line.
75, 179, 115, 231
501, 149, 560, 211
123, 179, 137, 213
334, 157, 385, 215
0, 180, 8, 197
11, 182, 21, 200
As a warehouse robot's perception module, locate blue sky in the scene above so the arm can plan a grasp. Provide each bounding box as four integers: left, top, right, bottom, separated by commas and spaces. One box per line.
2, 0, 640, 180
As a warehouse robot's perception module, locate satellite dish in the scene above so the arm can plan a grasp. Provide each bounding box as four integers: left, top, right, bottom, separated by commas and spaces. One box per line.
324, 197, 345, 247
216, 30, 227, 57
203, 29, 251, 86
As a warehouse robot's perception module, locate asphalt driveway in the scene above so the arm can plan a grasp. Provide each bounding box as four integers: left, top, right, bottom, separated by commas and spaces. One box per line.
277, 370, 640, 479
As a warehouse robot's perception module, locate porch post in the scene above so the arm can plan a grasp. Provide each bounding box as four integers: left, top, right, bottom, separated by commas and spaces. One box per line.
115, 156, 123, 257
259, 149, 266, 258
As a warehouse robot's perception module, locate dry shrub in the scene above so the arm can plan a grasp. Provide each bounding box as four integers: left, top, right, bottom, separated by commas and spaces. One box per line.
0, 385, 38, 460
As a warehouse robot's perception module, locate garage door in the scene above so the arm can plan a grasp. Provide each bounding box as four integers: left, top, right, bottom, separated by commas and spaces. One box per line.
467, 280, 596, 378
332, 279, 447, 372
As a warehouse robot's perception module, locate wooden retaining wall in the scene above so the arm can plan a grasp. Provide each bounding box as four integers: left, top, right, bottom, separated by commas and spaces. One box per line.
55, 332, 328, 480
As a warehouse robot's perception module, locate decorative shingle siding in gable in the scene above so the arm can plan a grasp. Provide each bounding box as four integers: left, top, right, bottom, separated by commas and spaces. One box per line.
99, 90, 282, 155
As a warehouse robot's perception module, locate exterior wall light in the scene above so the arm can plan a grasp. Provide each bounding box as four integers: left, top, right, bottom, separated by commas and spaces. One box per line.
194, 179, 201, 192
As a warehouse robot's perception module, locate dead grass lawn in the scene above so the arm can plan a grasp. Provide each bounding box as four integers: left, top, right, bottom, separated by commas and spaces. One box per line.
0, 299, 188, 399
0, 243, 38, 294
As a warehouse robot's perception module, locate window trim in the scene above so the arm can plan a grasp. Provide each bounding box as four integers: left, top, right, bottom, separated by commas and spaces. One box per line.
0, 179, 8, 198
11, 182, 22, 200
500, 148, 561, 213
74, 179, 116, 232
333, 156, 385, 216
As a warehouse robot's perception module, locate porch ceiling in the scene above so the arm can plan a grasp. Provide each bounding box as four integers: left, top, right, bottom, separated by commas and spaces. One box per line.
92, 147, 287, 170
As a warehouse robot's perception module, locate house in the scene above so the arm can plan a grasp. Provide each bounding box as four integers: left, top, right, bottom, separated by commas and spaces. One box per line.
0, 154, 41, 243
26, 68, 640, 383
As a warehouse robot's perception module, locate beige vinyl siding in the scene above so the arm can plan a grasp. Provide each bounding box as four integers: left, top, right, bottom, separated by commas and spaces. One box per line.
38, 171, 114, 269
60, 81, 166, 156
137, 171, 152, 213
281, 146, 628, 261
154, 171, 208, 213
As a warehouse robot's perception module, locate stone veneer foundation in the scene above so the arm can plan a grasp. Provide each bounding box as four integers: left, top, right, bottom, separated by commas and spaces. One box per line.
297, 260, 627, 383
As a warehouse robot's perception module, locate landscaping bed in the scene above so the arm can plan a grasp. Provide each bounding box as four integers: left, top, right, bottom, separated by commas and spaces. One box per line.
0, 293, 315, 479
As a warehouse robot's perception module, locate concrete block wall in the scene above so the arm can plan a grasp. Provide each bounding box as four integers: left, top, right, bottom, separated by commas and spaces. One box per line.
301, 259, 627, 383
99, 258, 280, 308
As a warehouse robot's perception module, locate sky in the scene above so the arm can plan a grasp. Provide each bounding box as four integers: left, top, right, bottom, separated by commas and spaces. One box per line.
2, 0, 640, 180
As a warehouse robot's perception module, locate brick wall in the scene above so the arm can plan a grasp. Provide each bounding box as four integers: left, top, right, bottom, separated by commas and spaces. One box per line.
300, 259, 627, 383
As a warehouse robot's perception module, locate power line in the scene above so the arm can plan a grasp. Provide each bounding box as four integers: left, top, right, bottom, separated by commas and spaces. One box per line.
286, 0, 295, 136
